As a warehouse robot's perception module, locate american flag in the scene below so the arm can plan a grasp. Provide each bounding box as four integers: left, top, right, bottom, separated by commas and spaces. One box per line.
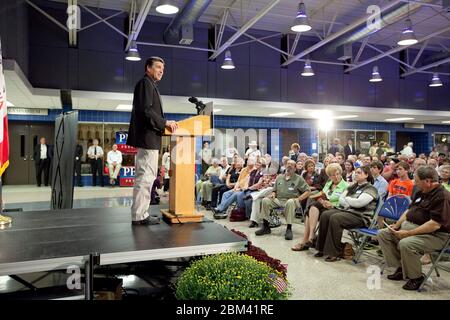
268, 273, 287, 293
0, 38, 9, 178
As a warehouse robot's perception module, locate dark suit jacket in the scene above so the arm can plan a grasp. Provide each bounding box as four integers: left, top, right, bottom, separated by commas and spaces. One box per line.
75, 144, 83, 160
33, 144, 53, 164
344, 144, 356, 158
127, 75, 166, 150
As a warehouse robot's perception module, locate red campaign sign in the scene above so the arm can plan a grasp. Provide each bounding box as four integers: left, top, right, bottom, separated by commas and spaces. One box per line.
119, 178, 135, 187
117, 144, 137, 154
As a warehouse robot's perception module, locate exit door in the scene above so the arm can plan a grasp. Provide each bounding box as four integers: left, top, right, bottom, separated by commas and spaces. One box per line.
4, 122, 55, 185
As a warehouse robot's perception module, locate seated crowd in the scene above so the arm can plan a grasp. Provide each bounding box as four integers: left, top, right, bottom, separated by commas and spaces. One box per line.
196, 141, 450, 291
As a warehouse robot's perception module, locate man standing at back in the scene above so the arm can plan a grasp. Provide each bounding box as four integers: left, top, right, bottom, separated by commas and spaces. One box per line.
127, 57, 178, 225
34, 137, 52, 187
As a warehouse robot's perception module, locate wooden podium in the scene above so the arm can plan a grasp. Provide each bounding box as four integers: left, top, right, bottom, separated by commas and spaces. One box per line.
161, 115, 211, 223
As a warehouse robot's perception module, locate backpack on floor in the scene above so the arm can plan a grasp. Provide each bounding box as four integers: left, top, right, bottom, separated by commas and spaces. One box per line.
229, 208, 246, 222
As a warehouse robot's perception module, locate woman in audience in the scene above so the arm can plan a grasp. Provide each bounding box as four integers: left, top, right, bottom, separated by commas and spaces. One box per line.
302, 160, 327, 192
439, 164, 450, 192
369, 141, 378, 158
315, 166, 378, 262
196, 158, 221, 203
344, 160, 355, 183
295, 160, 304, 175
323, 156, 333, 168
292, 163, 348, 251
201, 157, 230, 208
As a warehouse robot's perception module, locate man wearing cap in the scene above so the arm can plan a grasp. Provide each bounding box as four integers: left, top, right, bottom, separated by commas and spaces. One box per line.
245, 141, 261, 161
127, 56, 178, 225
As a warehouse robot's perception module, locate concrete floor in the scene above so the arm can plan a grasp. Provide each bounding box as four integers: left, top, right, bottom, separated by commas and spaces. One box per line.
2, 185, 450, 300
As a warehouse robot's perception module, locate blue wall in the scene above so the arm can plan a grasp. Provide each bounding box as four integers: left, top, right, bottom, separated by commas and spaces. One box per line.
0, 0, 29, 76
21, 0, 450, 112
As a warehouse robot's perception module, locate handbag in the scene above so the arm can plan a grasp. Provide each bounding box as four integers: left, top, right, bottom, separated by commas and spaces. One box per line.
268, 210, 282, 228
341, 242, 355, 260
229, 208, 246, 222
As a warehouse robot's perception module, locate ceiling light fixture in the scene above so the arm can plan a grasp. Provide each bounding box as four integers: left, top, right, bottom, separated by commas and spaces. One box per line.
268, 112, 295, 117
155, 1, 179, 15
385, 117, 415, 122
442, 120, 450, 124
397, 18, 418, 46
291, 3, 312, 32
334, 115, 359, 119
301, 59, 314, 76
429, 73, 443, 87
221, 50, 235, 70
125, 40, 141, 61
213, 108, 222, 113
369, 66, 382, 82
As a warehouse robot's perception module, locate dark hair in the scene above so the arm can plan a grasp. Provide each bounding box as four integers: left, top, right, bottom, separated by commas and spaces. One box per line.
415, 166, 439, 182
396, 162, 410, 171
355, 165, 374, 184
145, 56, 165, 71
370, 160, 384, 172
344, 160, 354, 171
372, 141, 378, 146
304, 159, 315, 170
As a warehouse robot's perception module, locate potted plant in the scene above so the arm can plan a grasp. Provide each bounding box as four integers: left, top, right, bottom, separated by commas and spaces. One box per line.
175, 252, 291, 300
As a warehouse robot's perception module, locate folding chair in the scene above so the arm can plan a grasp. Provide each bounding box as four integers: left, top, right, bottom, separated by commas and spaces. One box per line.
351, 195, 411, 264
418, 234, 450, 292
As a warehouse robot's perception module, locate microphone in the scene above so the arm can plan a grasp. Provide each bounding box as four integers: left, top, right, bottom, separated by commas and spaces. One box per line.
188, 97, 198, 104
188, 96, 206, 115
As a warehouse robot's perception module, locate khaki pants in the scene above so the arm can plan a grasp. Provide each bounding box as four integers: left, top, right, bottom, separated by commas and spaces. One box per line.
201, 181, 214, 202
378, 221, 449, 279
195, 180, 204, 198
260, 197, 300, 225
250, 187, 273, 223
131, 149, 159, 221
108, 164, 122, 179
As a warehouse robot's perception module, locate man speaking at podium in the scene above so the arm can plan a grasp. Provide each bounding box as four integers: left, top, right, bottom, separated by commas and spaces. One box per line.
127, 57, 178, 225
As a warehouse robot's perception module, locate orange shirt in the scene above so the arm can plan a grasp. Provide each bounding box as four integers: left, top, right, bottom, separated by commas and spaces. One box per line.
388, 178, 414, 197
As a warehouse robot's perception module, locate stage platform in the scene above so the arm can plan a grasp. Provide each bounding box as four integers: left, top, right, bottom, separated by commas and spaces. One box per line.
0, 207, 247, 298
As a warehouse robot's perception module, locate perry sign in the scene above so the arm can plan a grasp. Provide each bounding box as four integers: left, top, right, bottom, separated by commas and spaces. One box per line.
115, 131, 137, 154
119, 166, 135, 187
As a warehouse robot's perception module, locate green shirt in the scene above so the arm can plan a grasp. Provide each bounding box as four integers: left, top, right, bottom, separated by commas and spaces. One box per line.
322, 179, 348, 207
273, 173, 310, 200
442, 182, 450, 193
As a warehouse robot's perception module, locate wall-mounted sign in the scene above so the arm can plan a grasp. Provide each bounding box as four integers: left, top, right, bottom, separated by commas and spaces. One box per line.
7, 107, 48, 116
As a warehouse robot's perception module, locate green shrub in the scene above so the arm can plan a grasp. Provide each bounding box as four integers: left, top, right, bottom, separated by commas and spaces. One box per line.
175, 252, 291, 300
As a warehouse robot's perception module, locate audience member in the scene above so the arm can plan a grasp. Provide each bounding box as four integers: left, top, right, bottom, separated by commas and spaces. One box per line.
378, 166, 450, 290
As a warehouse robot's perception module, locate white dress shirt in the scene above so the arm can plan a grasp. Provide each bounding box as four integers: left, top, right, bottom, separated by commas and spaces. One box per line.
87, 145, 104, 159
107, 150, 122, 165
40, 144, 47, 160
